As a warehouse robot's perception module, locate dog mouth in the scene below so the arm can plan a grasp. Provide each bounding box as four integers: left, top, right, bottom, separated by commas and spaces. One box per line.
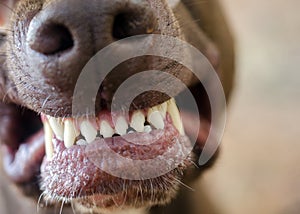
1, 106, 45, 184
41, 98, 185, 159
41, 98, 193, 205
1, 97, 195, 207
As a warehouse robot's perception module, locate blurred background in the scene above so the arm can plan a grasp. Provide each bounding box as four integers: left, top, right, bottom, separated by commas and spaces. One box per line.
1, 0, 300, 213
197, 0, 300, 213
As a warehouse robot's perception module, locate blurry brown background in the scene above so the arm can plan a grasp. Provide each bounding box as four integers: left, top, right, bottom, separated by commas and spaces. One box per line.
197, 0, 300, 213
1, 0, 300, 213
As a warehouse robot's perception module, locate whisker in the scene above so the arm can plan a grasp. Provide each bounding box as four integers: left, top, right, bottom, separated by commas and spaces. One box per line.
190, 159, 200, 169
54, 108, 61, 118
41, 95, 52, 112
37, 192, 46, 213
120, 180, 128, 207
150, 179, 154, 203
139, 182, 144, 206
70, 200, 77, 214
173, 177, 195, 192
59, 199, 65, 214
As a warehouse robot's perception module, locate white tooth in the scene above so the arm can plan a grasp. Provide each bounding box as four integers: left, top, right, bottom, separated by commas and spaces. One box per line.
144, 125, 152, 133
130, 111, 145, 132
115, 116, 128, 135
80, 120, 97, 143
100, 121, 114, 138
158, 102, 167, 119
167, 98, 185, 135
128, 130, 135, 134
48, 117, 64, 140
64, 119, 79, 148
44, 120, 54, 160
76, 139, 88, 146
147, 108, 165, 130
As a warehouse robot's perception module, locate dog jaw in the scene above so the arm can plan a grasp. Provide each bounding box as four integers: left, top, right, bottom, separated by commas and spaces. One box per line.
39, 98, 192, 210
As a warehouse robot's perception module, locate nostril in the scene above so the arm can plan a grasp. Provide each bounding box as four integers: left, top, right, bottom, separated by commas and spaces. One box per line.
29, 23, 74, 55
112, 11, 156, 40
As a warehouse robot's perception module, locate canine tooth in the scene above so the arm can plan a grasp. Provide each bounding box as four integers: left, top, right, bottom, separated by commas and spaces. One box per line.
144, 125, 152, 133
158, 102, 167, 118
76, 139, 88, 146
44, 120, 54, 160
64, 119, 79, 148
115, 116, 128, 135
80, 120, 97, 143
130, 111, 145, 132
147, 108, 164, 130
168, 98, 185, 135
48, 117, 64, 140
100, 121, 114, 138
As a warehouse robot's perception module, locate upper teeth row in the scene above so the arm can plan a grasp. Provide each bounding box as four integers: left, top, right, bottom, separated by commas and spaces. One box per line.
44, 98, 184, 159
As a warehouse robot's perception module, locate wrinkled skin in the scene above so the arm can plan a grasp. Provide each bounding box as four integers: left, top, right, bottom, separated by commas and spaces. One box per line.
0, 0, 234, 213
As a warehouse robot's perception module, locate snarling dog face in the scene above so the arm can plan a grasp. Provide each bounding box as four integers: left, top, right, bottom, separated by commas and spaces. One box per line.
0, 0, 234, 213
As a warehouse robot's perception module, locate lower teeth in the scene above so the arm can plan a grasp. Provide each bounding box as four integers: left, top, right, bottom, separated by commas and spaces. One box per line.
43, 98, 184, 159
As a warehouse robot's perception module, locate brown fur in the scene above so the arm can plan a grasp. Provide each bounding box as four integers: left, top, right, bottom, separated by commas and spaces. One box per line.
0, 0, 234, 213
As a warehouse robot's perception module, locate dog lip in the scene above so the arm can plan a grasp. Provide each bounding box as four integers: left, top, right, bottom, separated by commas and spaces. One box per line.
40, 114, 192, 200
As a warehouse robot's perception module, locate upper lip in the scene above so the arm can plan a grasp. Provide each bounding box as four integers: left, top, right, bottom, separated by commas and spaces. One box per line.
1, 98, 189, 184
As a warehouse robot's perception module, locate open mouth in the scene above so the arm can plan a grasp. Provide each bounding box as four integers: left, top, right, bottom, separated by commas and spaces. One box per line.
1, 97, 194, 206
40, 98, 192, 203
42, 98, 185, 160
1, 105, 45, 184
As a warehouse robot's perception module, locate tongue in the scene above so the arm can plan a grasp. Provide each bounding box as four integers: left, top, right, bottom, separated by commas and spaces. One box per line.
2, 129, 45, 183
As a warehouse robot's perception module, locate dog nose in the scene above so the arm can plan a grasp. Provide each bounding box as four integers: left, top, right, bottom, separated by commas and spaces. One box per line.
25, 0, 157, 102
28, 0, 156, 56
29, 23, 74, 55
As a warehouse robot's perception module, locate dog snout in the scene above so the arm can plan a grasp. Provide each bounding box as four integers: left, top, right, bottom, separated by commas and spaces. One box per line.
23, 0, 159, 112
7, 0, 183, 116
27, 0, 156, 56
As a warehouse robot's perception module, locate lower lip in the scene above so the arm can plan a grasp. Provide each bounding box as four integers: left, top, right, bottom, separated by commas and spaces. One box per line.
40, 115, 192, 199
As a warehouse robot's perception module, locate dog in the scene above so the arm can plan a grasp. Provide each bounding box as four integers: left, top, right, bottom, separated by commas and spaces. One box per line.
0, 0, 234, 213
